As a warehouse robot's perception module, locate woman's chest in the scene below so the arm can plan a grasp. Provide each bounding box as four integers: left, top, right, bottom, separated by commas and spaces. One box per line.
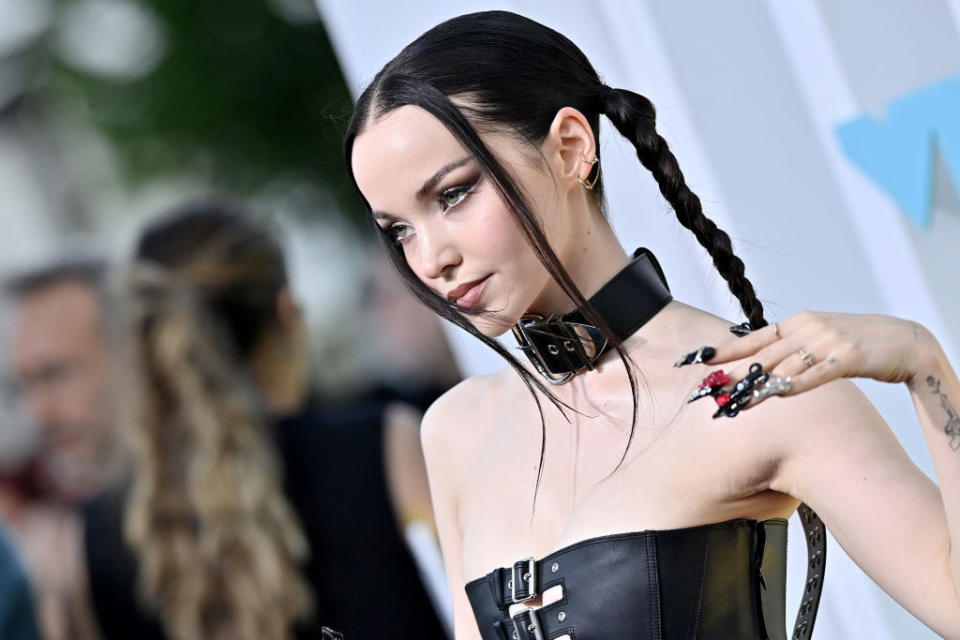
457, 406, 787, 581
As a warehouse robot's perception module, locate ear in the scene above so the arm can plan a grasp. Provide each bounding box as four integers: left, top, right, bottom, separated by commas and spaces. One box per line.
542, 107, 597, 193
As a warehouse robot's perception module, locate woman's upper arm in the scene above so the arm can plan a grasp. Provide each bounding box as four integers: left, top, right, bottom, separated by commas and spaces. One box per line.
421, 389, 484, 640
770, 379, 960, 638
383, 401, 436, 530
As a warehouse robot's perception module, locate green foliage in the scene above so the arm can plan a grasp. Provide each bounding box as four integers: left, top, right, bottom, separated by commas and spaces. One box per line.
48, 0, 361, 220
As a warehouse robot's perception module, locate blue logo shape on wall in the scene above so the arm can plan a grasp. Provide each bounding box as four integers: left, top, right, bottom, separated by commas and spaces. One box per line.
836, 75, 960, 229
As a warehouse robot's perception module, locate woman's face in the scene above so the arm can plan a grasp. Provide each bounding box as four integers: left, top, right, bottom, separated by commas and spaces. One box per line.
351, 105, 564, 337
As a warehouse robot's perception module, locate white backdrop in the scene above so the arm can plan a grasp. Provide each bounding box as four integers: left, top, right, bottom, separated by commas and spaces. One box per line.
317, 1, 960, 637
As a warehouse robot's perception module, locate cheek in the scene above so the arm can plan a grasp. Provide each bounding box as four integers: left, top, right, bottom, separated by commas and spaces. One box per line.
459, 192, 531, 262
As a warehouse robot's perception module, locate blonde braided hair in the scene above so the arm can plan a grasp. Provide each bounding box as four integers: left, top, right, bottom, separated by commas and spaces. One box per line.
122, 203, 313, 640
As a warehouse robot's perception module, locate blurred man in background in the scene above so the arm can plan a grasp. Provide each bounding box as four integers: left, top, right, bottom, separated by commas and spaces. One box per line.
0, 255, 113, 640
4, 257, 115, 500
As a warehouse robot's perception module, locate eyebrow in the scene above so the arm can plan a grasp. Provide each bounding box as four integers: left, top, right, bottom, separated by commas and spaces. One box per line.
415, 156, 473, 200
371, 155, 474, 221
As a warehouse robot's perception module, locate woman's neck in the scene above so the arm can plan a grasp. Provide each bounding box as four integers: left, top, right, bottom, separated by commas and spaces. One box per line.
526, 207, 630, 318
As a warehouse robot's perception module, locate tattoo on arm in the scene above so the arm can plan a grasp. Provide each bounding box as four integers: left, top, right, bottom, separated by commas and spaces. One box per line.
927, 376, 960, 451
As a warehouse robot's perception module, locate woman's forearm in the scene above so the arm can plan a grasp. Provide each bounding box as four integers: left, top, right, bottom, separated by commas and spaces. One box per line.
909, 338, 960, 602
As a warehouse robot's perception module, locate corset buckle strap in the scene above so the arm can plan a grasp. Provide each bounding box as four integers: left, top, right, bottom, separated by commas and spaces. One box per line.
510, 557, 538, 603
511, 607, 545, 640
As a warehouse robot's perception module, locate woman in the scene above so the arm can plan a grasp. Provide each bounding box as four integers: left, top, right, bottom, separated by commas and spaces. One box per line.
83, 200, 447, 640
344, 10, 960, 640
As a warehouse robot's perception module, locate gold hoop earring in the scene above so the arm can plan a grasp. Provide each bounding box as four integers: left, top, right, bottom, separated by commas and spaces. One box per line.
579, 153, 600, 190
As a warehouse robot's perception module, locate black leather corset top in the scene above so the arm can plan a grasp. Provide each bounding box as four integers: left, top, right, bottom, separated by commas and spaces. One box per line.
464, 518, 788, 640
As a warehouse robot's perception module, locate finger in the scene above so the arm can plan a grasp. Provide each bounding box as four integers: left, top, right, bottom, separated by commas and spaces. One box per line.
738, 349, 842, 412
686, 362, 770, 417
735, 356, 808, 412
770, 358, 843, 397
675, 322, 782, 367
706, 344, 812, 415
688, 336, 802, 401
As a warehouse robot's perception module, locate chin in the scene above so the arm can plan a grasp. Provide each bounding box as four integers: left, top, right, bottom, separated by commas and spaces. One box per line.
466, 311, 518, 339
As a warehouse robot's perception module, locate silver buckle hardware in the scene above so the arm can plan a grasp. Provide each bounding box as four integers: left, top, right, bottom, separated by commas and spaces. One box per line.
512, 316, 572, 384
512, 315, 602, 385
511, 607, 545, 640
510, 557, 537, 603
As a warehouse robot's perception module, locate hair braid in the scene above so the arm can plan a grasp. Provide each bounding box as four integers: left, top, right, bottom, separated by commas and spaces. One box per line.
601, 87, 767, 329
123, 204, 313, 640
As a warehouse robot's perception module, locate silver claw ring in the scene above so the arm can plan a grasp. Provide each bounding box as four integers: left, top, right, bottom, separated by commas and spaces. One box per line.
797, 349, 814, 368
753, 376, 793, 401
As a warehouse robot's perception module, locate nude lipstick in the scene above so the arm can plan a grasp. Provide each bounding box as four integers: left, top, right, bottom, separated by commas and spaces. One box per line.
446, 276, 490, 310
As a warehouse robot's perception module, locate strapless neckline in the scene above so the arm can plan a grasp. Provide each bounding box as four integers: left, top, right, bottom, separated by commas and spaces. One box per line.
465, 515, 789, 588
465, 516, 791, 640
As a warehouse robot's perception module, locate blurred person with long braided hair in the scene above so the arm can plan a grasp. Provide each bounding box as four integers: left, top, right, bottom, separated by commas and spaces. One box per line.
82, 199, 447, 640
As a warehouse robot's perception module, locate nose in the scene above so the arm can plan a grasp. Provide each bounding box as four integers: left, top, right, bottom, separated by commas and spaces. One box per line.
414, 223, 460, 281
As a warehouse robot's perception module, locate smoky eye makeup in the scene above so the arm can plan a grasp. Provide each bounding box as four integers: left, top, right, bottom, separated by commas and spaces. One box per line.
436, 170, 483, 212
373, 165, 484, 243
374, 215, 412, 243
385, 221, 413, 243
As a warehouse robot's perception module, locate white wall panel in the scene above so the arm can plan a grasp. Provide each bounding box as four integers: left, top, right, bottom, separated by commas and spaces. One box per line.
318, 2, 960, 637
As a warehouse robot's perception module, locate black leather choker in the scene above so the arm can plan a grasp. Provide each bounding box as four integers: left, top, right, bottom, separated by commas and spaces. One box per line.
511, 248, 672, 384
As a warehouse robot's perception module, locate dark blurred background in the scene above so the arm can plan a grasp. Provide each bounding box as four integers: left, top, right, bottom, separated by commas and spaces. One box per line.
0, 2, 460, 638
0, 0, 459, 396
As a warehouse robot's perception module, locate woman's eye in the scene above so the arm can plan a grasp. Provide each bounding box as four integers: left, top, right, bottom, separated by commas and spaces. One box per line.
386, 223, 414, 242
439, 182, 476, 211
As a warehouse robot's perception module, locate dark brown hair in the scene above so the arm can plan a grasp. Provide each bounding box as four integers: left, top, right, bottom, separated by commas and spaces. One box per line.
344, 11, 767, 504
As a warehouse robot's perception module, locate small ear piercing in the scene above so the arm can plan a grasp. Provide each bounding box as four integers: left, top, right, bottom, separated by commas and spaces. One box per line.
579, 153, 600, 190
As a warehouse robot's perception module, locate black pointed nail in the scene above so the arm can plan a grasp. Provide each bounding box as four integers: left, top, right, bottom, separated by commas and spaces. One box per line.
712, 368, 766, 418
673, 346, 716, 368
729, 322, 753, 337
713, 395, 751, 419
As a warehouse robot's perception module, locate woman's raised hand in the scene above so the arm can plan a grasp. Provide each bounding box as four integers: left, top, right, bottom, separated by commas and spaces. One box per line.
676, 311, 946, 418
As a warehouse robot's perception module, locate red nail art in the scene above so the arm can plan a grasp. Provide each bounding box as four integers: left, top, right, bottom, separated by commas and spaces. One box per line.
700, 370, 731, 389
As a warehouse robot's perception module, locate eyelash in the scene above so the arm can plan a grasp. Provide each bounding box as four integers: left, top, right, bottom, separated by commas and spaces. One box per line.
384, 179, 480, 243
438, 180, 478, 212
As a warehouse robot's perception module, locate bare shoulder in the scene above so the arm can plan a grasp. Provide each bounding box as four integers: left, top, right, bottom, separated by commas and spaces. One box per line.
763, 377, 882, 443
746, 376, 894, 495
421, 368, 513, 477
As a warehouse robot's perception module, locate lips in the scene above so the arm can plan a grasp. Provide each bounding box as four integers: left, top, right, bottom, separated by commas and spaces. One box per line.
446, 275, 490, 309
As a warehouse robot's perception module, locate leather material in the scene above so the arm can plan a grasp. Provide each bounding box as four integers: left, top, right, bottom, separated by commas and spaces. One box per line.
466, 518, 790, 640
792, 506, 826, 639
512, 248, 672, 380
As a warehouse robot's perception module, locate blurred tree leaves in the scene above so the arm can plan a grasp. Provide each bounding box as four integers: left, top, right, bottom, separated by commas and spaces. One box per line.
47, 0, 361, 220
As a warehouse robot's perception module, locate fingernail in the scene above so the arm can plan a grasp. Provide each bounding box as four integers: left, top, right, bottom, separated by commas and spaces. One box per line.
752, 376, 793, 401
713, 394, 751, 419
729, 322, 753, 337
713, 369, 765, 418
687, 387, 713, 403
674, 345, 716, 368
686, 369, 730, 403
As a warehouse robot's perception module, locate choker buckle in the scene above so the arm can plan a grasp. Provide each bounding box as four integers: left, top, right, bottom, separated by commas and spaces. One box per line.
511, 314, 607, 385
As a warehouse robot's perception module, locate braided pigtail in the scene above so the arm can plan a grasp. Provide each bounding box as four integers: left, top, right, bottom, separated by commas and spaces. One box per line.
124, 265, 312, 640
122, 203, 314, 640
601, 87, 767, 329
